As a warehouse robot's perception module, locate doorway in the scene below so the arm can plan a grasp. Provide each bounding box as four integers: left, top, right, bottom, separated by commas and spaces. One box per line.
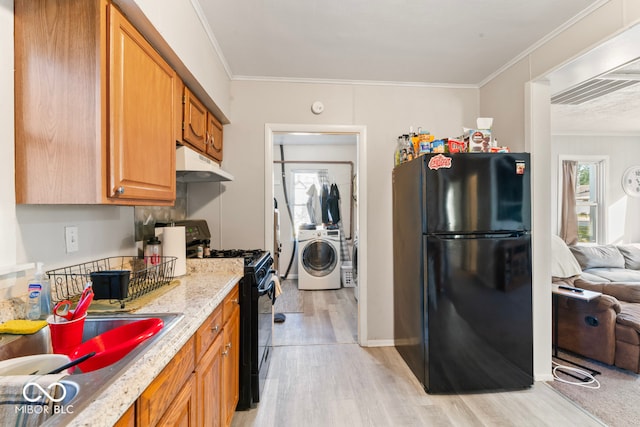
264, 124, 367, 345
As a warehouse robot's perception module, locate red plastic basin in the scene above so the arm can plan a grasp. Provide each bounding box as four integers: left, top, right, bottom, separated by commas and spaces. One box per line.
68, 318, 164, 373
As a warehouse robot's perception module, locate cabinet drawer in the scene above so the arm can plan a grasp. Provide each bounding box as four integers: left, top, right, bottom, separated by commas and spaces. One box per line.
138, 336, 195, 427
196, 304, 223, 362
222, 284, 240, 325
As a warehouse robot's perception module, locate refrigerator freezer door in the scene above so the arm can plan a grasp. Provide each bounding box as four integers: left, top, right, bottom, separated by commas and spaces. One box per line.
423, 153, 531, 234
424, 233, 533, 393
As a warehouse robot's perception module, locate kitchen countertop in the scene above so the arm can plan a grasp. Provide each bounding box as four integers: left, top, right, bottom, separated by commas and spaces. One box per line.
62, 258, 244, 427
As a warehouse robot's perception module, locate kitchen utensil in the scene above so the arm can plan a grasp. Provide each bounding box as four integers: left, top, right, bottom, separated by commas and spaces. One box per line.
47, 313, 87, 355
71, 286, 94, 320
0, 354, 71, 376
68, 318, 164, 373
53, 300, 74, 321
46, 351, 96, 374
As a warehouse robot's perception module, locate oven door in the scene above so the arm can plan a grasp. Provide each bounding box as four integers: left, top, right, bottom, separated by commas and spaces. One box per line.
253, 275, 276, 402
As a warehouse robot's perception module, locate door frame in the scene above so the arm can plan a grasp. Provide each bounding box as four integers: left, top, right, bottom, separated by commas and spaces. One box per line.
264, 123, 368, 345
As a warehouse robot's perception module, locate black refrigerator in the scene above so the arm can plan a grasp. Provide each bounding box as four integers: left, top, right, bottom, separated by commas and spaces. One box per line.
392, 152, 533, 394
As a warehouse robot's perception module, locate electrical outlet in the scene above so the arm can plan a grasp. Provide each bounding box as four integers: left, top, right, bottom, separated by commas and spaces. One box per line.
65, 226, 79, 253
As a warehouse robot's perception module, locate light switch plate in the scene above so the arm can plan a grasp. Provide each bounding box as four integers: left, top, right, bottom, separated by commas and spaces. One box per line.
65, 226, 79, 253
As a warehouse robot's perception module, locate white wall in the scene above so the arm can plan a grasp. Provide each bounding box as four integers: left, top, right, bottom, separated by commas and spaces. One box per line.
203, 80, 478, 343
0, 0, 15, 270
551, 135, 640, 243
481, 0, 640, 380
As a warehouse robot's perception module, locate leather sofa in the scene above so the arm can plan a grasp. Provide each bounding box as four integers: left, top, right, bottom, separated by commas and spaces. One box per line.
552, 238, 640, 373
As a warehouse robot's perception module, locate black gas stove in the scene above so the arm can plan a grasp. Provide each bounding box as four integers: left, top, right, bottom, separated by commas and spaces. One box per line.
207, 248, 275, 409
159, 220, 276, 410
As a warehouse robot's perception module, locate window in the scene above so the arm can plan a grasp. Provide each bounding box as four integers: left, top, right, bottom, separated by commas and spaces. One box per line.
559, 156, 607, 244
292, 169, 327, 231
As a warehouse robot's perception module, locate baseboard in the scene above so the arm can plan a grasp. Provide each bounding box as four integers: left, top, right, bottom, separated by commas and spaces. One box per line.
360, 339, 395, 347
535, 373, 555, 382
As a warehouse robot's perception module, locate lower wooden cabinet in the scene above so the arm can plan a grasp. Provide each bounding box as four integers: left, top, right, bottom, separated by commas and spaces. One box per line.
137, 337, 195, 427
196, 329, 223, 427
157, 374, 197, 427
114, 404, 135, 427
221, 307, 239, 427
127, 283, 240, 427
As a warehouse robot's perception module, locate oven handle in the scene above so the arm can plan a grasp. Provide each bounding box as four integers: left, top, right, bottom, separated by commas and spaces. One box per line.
257, 277, 277, 305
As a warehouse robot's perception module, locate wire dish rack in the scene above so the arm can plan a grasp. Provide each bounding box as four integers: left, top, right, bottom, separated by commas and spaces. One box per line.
46, 256, 176, 309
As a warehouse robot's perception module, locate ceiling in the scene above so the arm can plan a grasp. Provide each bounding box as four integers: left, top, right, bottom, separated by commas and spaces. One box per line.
194, 0, 640, 135
195, 0, 601, 85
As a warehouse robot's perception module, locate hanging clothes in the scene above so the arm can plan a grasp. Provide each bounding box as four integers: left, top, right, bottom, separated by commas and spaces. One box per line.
327, 183, 341, 224
320, 183, 330, 224
306, 184, 321, 225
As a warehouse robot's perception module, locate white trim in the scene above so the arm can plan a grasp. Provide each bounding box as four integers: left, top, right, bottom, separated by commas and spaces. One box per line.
526, 80, 554, 382
190, 0, 234, 80
536, 375, 555, 383
264, 124, 368, 345
557, 155, 609, 244
361, 339, 394, 348
233, 75, 478, 89
480, 0, 610, 87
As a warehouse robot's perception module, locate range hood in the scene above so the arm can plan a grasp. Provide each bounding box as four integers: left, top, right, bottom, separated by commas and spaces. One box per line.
176, 145, 234, 182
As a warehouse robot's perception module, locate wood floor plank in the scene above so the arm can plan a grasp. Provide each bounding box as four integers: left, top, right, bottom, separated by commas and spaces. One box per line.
232, 284, 605, 427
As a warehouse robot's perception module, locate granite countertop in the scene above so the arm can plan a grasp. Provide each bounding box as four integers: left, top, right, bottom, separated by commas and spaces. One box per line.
64, 258, 244, 427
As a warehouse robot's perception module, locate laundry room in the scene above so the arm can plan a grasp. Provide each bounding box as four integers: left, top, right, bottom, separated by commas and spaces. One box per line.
271, 131, 358, 345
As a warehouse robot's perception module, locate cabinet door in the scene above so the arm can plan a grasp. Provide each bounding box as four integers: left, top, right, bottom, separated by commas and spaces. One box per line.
183, 87, 208, 153
221, 307, 240, 427
206, 113, 223, 163
138, 338, 195, 427
157, 374, 197, 427
196, 332, 223, 427
109, 6, 177, 204
114, 404, 135, 427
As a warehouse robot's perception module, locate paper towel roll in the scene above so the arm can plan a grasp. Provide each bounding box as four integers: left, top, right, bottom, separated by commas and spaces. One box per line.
156, 226, 186, 277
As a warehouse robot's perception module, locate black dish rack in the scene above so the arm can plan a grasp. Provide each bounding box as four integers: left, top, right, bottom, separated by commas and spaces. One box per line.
46, 256, 176, 309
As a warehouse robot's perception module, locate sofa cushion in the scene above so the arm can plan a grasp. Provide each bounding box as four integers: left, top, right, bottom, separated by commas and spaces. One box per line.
580, 271, 611, 283
600, 281, 640, 303
583, 268, 640, 283
617, 301, 640, 338
617, 244, 640, 270
569, 245, 625, 270
551, 235, 583, 278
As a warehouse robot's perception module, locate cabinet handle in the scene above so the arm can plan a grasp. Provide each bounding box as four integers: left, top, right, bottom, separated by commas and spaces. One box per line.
222, 350, 228, 356
225, 343, 232, 349
211, 325, 220, 333
115, 186, 125, 195
232, 298, 239, 305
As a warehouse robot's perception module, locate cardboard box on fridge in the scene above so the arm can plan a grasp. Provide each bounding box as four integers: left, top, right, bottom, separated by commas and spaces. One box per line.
468, 129, 492, 152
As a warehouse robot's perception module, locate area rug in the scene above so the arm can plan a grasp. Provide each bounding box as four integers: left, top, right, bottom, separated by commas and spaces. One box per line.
548, 350, 640, 427
273, 279, 303, 313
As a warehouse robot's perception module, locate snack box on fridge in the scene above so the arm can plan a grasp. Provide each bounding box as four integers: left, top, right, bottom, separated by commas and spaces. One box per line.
468, 129, 492, 152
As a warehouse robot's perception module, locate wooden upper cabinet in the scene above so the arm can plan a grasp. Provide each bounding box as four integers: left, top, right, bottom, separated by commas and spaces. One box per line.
183, 87, 208, 153
182, 86, 224, 164
207, 112, 224, 163
14, 0, 177, 205
108, 6, 177, 203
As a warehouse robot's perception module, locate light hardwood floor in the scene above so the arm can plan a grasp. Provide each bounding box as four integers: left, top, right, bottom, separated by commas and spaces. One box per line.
232, 280, 604, 427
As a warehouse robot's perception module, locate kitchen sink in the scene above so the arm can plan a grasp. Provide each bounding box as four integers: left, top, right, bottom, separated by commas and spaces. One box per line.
0, 313, 183, 425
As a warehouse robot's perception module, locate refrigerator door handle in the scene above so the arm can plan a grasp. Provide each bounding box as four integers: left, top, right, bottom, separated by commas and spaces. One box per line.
433, 231, 529, 240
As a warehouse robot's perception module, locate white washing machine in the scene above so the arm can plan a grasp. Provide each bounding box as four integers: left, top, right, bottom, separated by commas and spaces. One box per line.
297, 228, 342, 290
